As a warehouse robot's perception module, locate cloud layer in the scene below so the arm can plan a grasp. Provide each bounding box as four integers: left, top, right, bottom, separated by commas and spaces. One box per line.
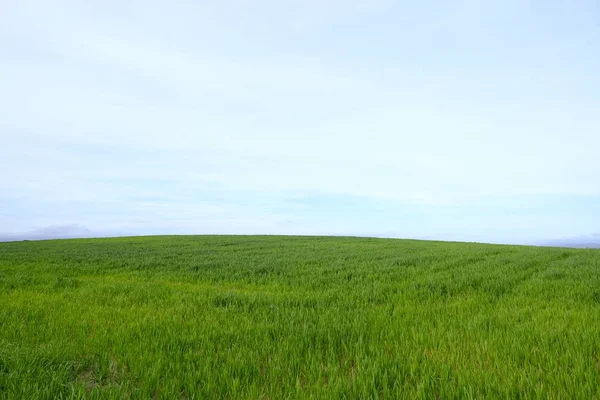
1, 0, 600, 243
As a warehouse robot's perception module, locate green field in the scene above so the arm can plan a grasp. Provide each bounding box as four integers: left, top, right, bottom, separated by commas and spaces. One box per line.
1, 235, 600, 399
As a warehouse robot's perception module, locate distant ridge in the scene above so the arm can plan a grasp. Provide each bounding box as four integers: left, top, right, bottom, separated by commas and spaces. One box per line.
0, 224, 97, 242
543, 234, 600, 248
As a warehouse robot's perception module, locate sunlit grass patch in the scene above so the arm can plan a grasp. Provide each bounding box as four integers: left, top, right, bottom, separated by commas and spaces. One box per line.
1, 235, 600, 398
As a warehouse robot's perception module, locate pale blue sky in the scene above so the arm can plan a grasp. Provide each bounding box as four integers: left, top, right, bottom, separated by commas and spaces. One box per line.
1, 0, 599, 244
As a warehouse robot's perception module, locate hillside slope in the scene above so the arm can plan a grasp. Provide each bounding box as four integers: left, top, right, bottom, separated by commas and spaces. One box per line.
1, 236, 599, 398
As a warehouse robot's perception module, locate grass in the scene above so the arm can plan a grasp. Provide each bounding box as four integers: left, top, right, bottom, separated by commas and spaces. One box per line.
1, 235, 600, 399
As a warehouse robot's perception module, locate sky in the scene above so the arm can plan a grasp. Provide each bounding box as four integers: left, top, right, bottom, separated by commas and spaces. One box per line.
1, 0, 599, 244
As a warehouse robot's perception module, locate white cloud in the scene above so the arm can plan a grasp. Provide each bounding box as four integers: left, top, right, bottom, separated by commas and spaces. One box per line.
1, 0, 599, 240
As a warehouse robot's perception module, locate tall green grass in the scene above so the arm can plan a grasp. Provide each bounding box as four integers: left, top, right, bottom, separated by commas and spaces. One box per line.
1, 235, 599, 398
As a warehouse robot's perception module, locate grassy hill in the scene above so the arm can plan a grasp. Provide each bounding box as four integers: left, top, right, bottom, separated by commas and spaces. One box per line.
1, 235, 599, 398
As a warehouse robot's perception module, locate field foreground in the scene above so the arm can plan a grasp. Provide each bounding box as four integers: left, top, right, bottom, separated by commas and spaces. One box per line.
1, 235, 600, 399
